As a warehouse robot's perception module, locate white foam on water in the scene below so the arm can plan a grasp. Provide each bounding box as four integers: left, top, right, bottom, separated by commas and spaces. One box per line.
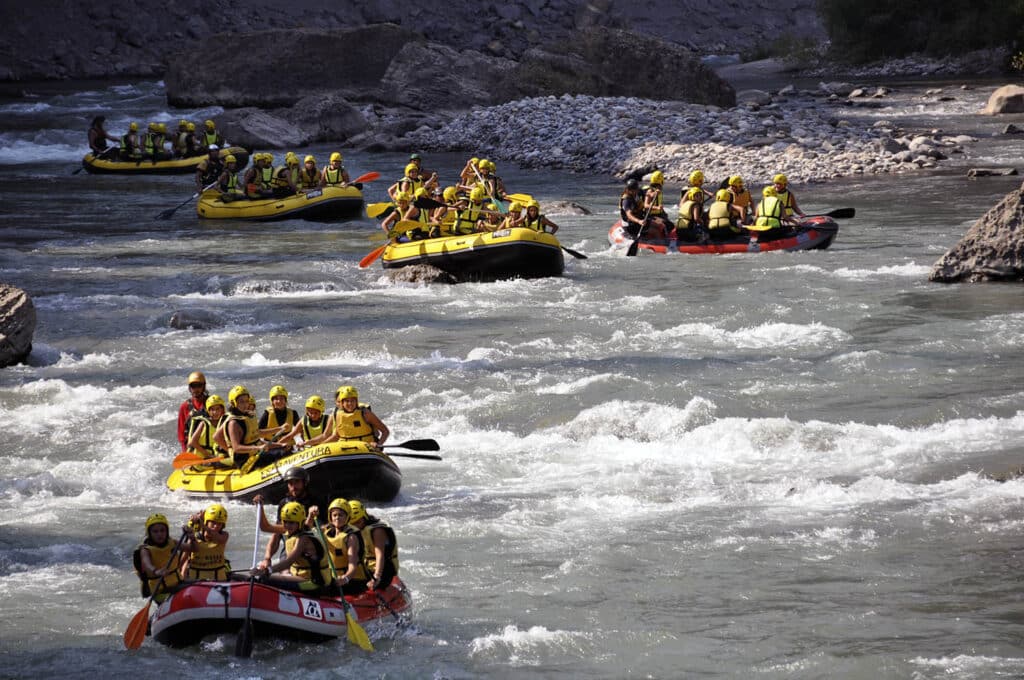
831, 261, 933, 280
469, 624, 589, 666
0, 135, 83, 164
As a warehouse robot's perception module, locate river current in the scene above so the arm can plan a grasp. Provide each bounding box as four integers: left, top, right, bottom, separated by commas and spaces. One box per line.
1, 79, 1023, 679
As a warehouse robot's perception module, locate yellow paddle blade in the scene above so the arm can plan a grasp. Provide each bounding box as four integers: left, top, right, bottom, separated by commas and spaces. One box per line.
346, 610, 374, 651
506, 192, 533, 204
172, 453, 226, 469
123, 602, 151, 649
366, 202, 394, 218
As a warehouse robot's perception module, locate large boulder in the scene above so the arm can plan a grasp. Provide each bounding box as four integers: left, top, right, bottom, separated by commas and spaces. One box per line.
0, 284, 36, 367
983, 85, 1024, 115
379, 42, 517, 112
164, 24, 421, 107
930, 182, 1024, 283
216, 94, 368, 148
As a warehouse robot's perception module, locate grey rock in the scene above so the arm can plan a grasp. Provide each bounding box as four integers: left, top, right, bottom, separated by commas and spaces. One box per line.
737, 89, 772, 106
168, 309, 224, 330
380, 42, 517, 111
543, 200, 592, 216
930, 181, 1024, 283
0, 284, 35, 367
1004, 124, 1023, 134
983, 85, 1024, 115
819, 81, 857, 96
217, 109, 309, 149
288, 94, 368, 143
967, 167, 1019, 177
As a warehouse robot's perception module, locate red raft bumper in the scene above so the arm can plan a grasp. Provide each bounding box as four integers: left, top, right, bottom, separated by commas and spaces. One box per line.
608, 217, 837, 254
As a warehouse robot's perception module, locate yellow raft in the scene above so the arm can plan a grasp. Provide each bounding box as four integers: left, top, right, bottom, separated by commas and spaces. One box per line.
166, 441, 402, 504
380, 227, 565, 282
196, 185, 364, 221
80, 146, 250, 174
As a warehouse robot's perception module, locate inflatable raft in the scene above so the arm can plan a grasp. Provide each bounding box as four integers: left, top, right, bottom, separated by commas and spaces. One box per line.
166, 441, 402, 504
380, 227, 565, 281
607, 217, 838, 254
196, 185, 364, 221
150, 577, 412, 648
80, 146, 250, 175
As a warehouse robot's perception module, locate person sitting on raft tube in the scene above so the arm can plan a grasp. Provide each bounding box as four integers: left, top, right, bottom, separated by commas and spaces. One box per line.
119, 122, 142, 161
177, 370, 209, 451
194, 144, 223, 193
180, 503, 230, 582
320, 152, 350, 188
388, 162, 423, 201
216, 154, 245, 202
244, 153, 275, 199
87, 116, 119, 159
643, 171, 673, 240
676, 187, 709, 244
502, 201, 525, 230
685, 169, 714, 203
258, 384, 298, 446
316, 385, 390, 450
772, 173, 805, 219
299, 155, 320, 190
380, 191, 415, 238
134, 513, 183, 603
212, 385, 275, 467
254, 501, 336, 596
282, 395, 331, 449
320, 498, 363, 595
521, 200, 559, 235
254, 466, 326, 573
750, 185, 798, 241
186, 394, 227, 463
402, 187, 437, 240
727, 175, 754, 224
199, 119, 226, 152
271, 153, 301, 197
142, 122, 171, 162
347, 500, 399, 592
707, 189, 748, 242
620, 179, 649, 239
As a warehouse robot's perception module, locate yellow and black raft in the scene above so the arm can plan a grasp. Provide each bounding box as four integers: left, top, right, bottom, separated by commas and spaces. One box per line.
80, 146, 250, 174
196, 185, 364, 221
167, 441, 402, 504
380, 227, 565, 282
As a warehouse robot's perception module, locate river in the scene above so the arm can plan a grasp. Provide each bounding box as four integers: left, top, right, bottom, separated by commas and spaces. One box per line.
1, 78, 1023, 679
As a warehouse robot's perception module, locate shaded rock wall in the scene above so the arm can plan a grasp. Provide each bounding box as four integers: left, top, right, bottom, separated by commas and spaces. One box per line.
930, 182, 1024, 283
0, 284, 36, 367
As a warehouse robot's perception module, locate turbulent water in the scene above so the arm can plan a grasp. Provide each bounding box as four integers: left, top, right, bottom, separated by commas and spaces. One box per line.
1, 79, 1024, 679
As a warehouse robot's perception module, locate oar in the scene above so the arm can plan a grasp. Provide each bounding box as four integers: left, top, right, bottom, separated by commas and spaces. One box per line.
350, 171, 380, 184
472, 164, 506, 213
373, 592, 406, 627
386, 452, 443, 461
234, 502, 262, 658
505, 192, 534, 204
359, 244, 388, 269
172, 452, 227, 469
156, 180, 218, 220
366, 202, 394, 218
313, 519, 374, 651
808, 207, 855, 219
626, 202, 654, 257
124, 529, 187, 649
383, 438, 440, 451
561, 246, 587, 260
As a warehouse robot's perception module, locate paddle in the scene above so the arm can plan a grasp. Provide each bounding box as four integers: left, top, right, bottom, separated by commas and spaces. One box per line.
383, 438, 440, 451
366, 202, 394, 218
385, 452, 443, 461
156, 181, 218, 220
350, 171, 380, 185
313, 519, 374, 652
124, 529, 187, 650
359, 244, 388, 269
172, 452, 227, 469
626, 202, 654, 257
373, 592, 406, 627
472, 164, 506, 213
505, 192, 534, 204
234, 502, 262, 658
809, 207, 855, 219
561, 246, 587, 260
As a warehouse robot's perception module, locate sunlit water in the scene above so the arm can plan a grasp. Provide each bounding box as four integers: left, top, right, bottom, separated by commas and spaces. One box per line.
1, 79, 1024, 679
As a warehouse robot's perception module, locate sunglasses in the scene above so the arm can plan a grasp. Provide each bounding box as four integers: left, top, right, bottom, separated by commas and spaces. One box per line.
189, 382, 205, 388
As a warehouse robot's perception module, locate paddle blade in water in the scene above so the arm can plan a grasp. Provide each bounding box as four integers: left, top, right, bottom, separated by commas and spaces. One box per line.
626, 239, 641, 257
123, 603, 150, 650
385, 438, 440, 451
561, 246, 587, 260
346, 610, 374, 651
235, 619, 254, 658
359, 244, 388, 269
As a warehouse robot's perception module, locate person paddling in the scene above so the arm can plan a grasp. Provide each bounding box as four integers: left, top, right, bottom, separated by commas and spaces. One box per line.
88, 116, 119, 159
253, 500, 336, 596
180, 503, 230, 582
134, 513, 183, 603
194, 145, 223, 193
177, 371, 209, 451
346, 500, 399, 592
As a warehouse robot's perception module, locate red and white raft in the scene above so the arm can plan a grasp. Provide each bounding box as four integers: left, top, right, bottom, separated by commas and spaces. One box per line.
150, 577, 412, 647
608, 216, 838, 255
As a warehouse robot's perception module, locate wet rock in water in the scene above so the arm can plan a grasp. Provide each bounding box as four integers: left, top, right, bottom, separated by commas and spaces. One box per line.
737, 89, 772, 106
542, 200, 592, 216
386, 265, 457, 285
930, 181, 1024, 283
967, 168, 1018, 178
168, 309, 224, 330
216, 109, 308, 149
0, 284, 35, 367
983, 85, 1024, 115
1003, 124, 1023, 135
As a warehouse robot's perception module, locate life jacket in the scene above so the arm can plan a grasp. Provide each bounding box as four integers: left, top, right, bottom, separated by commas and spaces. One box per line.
225, 412, 260, 456
331, 405, 376, 443
707, 200, 734, 230
284, 529, 333, 586
187, 414, 224, 458
647, 187, 664, 214
220, 171, 242, 195
182, 399, 208, 445
299, 166, 319, 189
263, 407, 298, 431
522, 213, 545, 232
144, 133, 164, 155
322, 525, 351, 572
396, 176, 423, 195
752, 196, 783, 231
203, 131, 223, 147
452, 203, 483, 235
197, 157, 224, 185
323, 166, 346, 186
356, 520, 399, 578
120, 133, 139, 154
133, 538, 181, 599
272, 165, 297, 189
301, 414, 329, 440
731, 188, 752, 210
677, 199, 700, 228
186, 532, 228, 580
176, 132, 190, 153
619, 193, 637, 222
775, 189, 796, 217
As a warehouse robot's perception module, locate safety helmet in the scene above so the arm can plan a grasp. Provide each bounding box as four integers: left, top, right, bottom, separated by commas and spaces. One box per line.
508, 201, 522, 212
179, 119, 189, 128
625, 178, 639, 190
773, 173, 788, 186
205, 119, 215, 130
269, 385, 288, 399
280, 501, 306, 524
650, 170, 665, 185
469, 186, 486, 202
442, 186, 458, 202
409, 153, 421, 161
335, 385, 358, 400
146, 513, 169, 531
485, 203, 498, 212
688, 170, 704, 186
527, 200, 540, 210
347, 500, 367, 523
205, 394, 225, 410
207, 144, 219, 151
328, 498, 351, 518
686, 187, 704, 201
762, 185, 777, 197
330, 152, 342, 162
188, 371, 206, 385
129, 122, 139, 132
286, 154, 299, 166
404, 162, 418, 177
204, 503, 228, 525
715, 188, 732, 202
395, 191, 412, 203
224, 154, 237, 164
728, 175, 744, 188
228, 385, 250, 406
263, 153, 274, 164
187, 122, 196, 132
158, 123, 168, 133
414, 187, 429, 199
479, 159, 491, 171
148, 122, 158, 132
283, 466, 310, 483
304, 154, 316, 164
305, 395, 325, 412
469, 157, 479, 165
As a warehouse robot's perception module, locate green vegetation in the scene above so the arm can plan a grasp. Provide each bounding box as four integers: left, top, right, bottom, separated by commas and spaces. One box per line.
743, 35, 823, 68
818, 0, 1024, 63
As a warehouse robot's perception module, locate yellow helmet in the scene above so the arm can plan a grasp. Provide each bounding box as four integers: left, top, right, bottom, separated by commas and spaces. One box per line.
715, 188, 732, 202
145, 513, 169, 531
773, 173, 788, 186
404, 162, 418, 177
269, 385, 288, 399
485, 203, 498, 211
442, 186, 458, 202
479, 159, 491, 171
347, 500, 367, 523
263, 153, 274, 164
148, 122, 158, 132
228, 385, 250, 407
686, 187, 704, 201
205, 394, 225, 410
414, 187, 429, 198
469, 186, 486, 202
179, 119, 189, 128
158, 123, 167, 133
483, 160, 496, 172
280, 501, 306, 524
224, 154, 237, 164
187, 122, 196, 132
305, 395, 325, 411
688, 170, 704, 186
762, 185, 777, 197
328, 498, 351, 519
286, 153, 299, 166
395, 191, 412, 203
204, 503, 228, 525
129, 122, 139, 132
650, 170, 665, 185
469, 157, 479, 165
329, 151, 342, 162
187, 371, 206, 386
508, 201, 522, 212
335, 385, 358, 400
204, 119, 215, 130
527, 200, 540, 210
304, 154, 316, 164
728, 175, 744, 188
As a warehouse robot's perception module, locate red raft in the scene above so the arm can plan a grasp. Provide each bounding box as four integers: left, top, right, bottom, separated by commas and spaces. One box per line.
149, 577, 412, 647
608, 216, 838, 254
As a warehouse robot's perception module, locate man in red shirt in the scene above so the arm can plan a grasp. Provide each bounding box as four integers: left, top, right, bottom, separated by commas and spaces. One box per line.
177, 371, 209, 451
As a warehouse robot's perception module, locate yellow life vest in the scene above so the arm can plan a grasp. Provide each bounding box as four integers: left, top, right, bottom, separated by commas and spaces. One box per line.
203, 130, 222, 147
301, 414, 329, 440
322, 525, 350, 571
272, 165, 292, 188
187, 535, 228, 580
647, 187, 664, 214
775, 189, 796, 217
187, 414, 224, 458
221, 172, 242, 195
263, 407, 298, 430
284, 530, 333, 586
358, 521, 399, 577
452, 203, 483, 234
299, 166, 319, 188
523, 214, 545, 232
324, 166, 346, 186
225, 412, 260, 454
138, 539, 181, 601
731, 188, 752, 210
707, 201, 734, 230
332, 406, 375, 443
752, 196, 783, 231
677, 199, 699, 228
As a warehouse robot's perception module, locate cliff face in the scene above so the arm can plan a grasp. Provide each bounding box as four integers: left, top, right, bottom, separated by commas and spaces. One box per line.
0, 0, 825, 82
